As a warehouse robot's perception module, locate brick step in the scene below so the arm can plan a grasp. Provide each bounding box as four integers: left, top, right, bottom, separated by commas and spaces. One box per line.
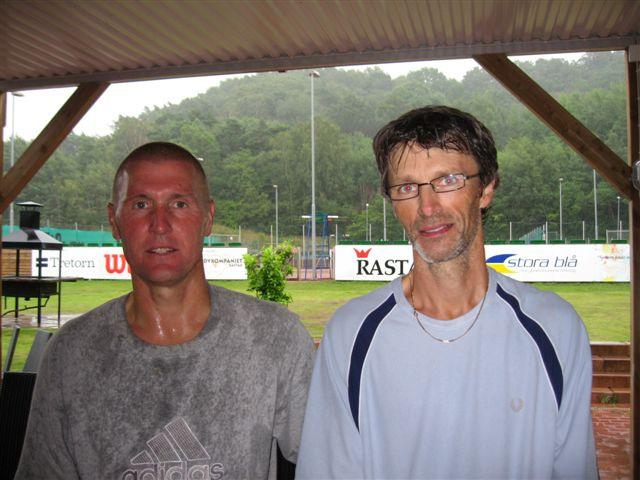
592, 356, 630, 374
591, 387, 630, 405
592, 372, 630, 389
590, 342, 630, 358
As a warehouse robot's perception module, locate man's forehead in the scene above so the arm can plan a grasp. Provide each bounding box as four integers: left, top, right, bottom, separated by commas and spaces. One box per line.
389, 143, 475, 169
117, 158, 205, 197
125, 155, 197, 172
122, 156, 201, 181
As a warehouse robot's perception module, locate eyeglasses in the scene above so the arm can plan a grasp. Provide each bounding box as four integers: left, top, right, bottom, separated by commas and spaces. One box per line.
387, 173, 481, 201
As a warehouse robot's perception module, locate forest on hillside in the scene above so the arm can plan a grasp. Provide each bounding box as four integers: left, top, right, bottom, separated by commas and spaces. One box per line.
2, 52, 630, 244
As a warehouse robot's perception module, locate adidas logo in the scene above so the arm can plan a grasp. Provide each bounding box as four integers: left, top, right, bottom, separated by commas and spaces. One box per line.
121, 417, 224, 480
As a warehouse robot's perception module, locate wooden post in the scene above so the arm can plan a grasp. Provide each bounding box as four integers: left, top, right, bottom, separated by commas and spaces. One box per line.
627, 47, 640, 478
0, 91, 5, 376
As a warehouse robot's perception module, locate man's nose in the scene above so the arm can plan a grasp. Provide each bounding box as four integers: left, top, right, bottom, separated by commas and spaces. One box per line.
150, 205, 171, 233
417, 184, 442, 217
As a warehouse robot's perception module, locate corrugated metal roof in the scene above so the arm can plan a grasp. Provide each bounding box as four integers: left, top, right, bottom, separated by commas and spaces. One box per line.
1, 0, 639, 90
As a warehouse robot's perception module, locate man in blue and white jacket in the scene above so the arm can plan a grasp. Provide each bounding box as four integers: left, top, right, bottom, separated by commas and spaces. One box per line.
297, 106, 597, 479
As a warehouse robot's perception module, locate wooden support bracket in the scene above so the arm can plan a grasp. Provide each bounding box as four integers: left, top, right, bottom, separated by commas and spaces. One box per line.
474, 53, 634, 200
0, 82, 109, 213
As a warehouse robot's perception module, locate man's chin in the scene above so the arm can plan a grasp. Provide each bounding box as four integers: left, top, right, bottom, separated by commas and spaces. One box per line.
412, 239, 464, 265
134, 260, 207, 287
132, 268, 190, 288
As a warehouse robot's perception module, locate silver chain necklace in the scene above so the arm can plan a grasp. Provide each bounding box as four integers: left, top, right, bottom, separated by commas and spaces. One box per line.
409, 274, 487, 344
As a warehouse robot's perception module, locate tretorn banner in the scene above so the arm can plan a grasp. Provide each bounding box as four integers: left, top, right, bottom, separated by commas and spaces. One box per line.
32, 247, 248, 280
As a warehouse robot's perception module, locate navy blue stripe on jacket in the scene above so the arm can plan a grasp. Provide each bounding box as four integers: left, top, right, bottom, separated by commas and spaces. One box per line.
347, 294, 396, 431
496, 283, 564, 410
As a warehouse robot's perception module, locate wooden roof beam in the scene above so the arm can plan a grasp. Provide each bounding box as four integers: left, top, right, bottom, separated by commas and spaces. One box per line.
474, 53, 634, 200
0, 82, 109, 213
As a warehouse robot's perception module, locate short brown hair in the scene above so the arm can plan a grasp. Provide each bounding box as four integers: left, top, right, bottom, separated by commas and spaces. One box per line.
112, 142, 209, 204
373, 105, 500, 195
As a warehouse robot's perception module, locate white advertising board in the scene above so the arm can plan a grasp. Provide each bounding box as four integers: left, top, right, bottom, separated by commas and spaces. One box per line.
484, 243, 629, 282
334, 243, 630, 282
32, 247, 248, 280
335, 244, 413, 281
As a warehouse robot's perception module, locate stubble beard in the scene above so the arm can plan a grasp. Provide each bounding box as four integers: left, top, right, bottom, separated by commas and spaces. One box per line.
409, 211, 482, 266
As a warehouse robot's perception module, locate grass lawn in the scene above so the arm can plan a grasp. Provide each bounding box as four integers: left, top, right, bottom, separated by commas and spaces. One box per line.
532, 282, 630, 343
2, 279, 630, 370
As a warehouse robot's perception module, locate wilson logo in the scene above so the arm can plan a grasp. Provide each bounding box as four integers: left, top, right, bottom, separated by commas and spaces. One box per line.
104, 254, 131, 274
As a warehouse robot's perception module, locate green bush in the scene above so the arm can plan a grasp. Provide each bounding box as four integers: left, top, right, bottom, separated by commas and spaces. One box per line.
243, 243, 294, 305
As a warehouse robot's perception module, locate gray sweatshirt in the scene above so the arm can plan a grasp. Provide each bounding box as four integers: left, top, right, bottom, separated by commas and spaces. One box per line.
16, 285, 315, 480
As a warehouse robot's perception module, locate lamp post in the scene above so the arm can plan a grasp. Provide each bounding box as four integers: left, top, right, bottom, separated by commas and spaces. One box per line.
383, 197, 387, 241
309, 70, 320, 279
617, 195, 621, 240
558, 177, 563, 240
328, 215, 339, 246
273, 184, 278, 246
365, 203, 369, 242
9, 92, 24, 230
593, 170, 598, 239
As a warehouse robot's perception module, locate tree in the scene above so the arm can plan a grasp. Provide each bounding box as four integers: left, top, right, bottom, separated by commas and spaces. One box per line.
2, 53, 626, 243
244, 244, 294, 305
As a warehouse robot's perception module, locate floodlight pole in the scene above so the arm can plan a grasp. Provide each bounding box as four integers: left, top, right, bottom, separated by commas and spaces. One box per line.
309, 71, 320, 279
617, 195, 621, 239
273, 184, 278, 246
383, 197, 387, 241
302, 223, 306, 265
593, 170, 599, 239
559, 177, 563, 240
365, 203, 369, 242
327, 215, 340, 247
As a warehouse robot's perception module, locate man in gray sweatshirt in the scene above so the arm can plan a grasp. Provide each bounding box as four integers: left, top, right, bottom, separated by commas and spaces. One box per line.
16, 142, 315, 480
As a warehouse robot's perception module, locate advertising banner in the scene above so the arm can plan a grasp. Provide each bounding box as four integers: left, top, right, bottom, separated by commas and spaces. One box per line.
32, 247, 248, 280
334, 243, 629, 282
334, 244, 413, 281
484, 243, 629, 282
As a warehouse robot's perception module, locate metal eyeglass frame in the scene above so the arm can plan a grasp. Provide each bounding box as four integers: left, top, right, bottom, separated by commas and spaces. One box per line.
386, 172, 481, 200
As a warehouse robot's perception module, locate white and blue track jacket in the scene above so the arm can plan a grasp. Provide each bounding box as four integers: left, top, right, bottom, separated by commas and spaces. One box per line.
297, 268, 597, 479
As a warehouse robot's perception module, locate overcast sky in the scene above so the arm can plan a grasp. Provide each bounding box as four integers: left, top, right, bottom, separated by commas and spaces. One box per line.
6, 53, 584, 141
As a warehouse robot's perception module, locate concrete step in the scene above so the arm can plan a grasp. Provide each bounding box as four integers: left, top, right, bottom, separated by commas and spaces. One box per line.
592, 356, 630, 374
591, 387, 630, 406
592, 372, 630, 389
590, 342, 630, 358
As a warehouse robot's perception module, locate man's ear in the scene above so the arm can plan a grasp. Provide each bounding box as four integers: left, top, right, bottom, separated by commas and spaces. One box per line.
479, 180, 495, 210
107, 202, 121, 241
203, 199, 215, 234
